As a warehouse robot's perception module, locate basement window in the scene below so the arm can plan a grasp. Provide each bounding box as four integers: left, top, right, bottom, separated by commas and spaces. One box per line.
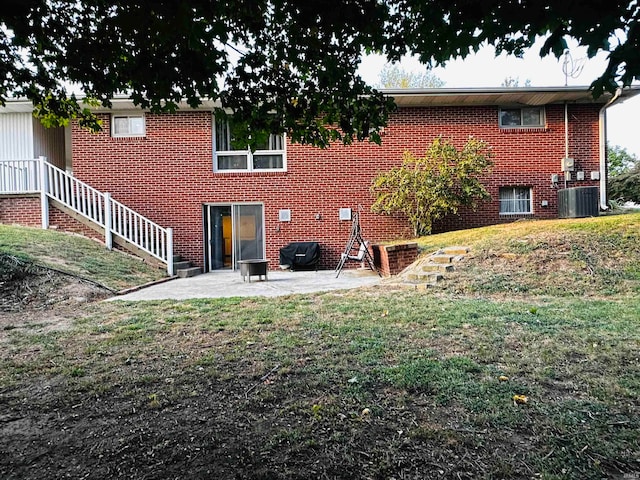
499, 187, 533, 214
213, 118, 286, 172
112, 114, 145, 137
499, 107, 545, 128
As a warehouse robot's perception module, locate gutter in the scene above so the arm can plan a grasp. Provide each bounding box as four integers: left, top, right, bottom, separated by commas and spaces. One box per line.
598, 88, 623, 210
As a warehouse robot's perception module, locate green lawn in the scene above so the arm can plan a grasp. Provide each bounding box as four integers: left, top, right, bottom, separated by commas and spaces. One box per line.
1, 214, 639, 479
0, 224, 167, 290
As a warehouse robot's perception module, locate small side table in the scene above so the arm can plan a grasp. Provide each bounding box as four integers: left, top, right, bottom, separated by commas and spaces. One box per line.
238, 259, 269, 282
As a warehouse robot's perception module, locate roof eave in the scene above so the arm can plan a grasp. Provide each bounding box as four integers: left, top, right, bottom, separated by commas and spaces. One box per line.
385, 86, 640, 108
2, 86, 639, 112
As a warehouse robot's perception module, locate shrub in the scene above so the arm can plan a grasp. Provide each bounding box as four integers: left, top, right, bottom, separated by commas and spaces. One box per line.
371, 137, 493, 236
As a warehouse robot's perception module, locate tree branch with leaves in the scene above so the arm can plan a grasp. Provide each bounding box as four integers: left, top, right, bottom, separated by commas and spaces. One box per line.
608, 144, 640, 203
1, 1, 638, 148
371, 137, 493, 236
608, 144, 639, 176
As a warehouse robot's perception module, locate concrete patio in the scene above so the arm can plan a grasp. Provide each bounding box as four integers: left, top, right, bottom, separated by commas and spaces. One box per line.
112, 268, 382, 301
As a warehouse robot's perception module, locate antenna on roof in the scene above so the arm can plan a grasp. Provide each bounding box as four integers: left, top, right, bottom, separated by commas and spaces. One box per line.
562, 49, 586, 86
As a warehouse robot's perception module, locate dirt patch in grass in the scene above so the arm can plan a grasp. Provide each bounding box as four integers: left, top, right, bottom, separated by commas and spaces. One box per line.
0, 255, 112, 342
0, 376, 537, 479
0, 322, 543, 479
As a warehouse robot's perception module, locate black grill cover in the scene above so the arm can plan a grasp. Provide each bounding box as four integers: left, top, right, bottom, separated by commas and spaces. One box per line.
279, 242, 320, 269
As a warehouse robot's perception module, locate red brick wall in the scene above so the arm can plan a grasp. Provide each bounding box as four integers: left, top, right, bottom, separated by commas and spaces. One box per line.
0, 196, 102, 241
0, 196, 41, 226
48, 209, 103, 241
373, 243, 419, 277
69, 104, 602, 269
433, 104, 601, 232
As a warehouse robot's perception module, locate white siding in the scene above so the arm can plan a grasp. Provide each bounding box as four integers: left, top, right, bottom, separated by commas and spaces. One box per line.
64, 125, 72, 172
33, 117, 65, 168
0, 113, 34, 160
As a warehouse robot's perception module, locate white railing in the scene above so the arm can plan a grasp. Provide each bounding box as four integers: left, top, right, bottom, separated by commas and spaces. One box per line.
0, 157, 173, 275
0, 159, 40, 193
46, 162, 105, 226
108, 197, 172, 270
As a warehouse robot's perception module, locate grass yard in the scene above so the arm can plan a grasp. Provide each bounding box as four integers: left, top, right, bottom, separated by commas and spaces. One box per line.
0, 224, 167, 290
1, 213, 639, 479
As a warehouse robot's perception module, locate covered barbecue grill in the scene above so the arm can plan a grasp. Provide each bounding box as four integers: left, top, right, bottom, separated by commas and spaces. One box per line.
279, 242, 320, 271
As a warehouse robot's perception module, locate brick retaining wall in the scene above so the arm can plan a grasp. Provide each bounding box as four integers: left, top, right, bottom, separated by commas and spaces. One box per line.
0, 196, 41, 226
373, 242, 418, 277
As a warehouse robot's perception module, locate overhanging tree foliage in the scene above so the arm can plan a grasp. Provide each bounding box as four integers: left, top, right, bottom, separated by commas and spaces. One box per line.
1, 1, 639, 147
371, 137, 493, 236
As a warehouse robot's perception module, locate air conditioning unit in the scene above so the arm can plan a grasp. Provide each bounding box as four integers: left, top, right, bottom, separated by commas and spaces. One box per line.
561, 157, 575, 172
557, 187, 599, 218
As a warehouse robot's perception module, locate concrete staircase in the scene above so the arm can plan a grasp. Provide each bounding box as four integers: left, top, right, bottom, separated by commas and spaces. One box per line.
391, 246, 470, 288
173, 256, 201, 278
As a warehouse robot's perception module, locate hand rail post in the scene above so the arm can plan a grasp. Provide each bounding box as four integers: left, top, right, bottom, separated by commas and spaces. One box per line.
104, 192, 113, 250
166, 227, 174, 276
38, 156, 49, 229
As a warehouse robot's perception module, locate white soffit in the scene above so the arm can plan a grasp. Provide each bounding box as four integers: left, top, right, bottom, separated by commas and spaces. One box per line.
2, 86, 639, 112
386, 86, 640, 107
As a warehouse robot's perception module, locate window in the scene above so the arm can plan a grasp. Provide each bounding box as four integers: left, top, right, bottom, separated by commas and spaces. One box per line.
500, 187, 533, 214
499, 107, 545, 128
214, 119, 285, 172
112, 114, 145, 137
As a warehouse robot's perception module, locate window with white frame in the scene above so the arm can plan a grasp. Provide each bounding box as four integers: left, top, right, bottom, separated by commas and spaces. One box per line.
499, 187, 533, 214
112, 114, 145, 137
214, 118, 285, 172
499, 107, 545, 128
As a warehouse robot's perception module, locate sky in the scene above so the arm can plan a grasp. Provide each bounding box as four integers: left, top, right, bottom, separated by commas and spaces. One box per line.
357, 39, 640, 158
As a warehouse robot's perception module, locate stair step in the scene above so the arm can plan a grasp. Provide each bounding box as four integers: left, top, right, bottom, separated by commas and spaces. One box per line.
177, 267, 202, 278
422, 263, 454, 273
414, 283, 438, 291
173, 255, 183, 263
431, 254, 454, 264
407, 272, 443, 283
442, 246, 470, 255
173, 260, 192, 271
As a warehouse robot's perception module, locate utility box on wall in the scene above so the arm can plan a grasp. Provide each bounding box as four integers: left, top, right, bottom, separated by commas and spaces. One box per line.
557, 186, 599, 218
561, 157, 575, 172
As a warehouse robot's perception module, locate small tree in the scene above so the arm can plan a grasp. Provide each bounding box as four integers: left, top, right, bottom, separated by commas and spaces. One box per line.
608, 144, 640, 203
371, 137, 493, 236
377, 64, 445, 89
609, 164, 640, 203
608, 144, 639, 177
500, 76, 532, 87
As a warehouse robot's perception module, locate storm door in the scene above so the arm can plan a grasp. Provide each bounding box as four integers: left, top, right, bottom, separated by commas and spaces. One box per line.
204, 204, 264, 271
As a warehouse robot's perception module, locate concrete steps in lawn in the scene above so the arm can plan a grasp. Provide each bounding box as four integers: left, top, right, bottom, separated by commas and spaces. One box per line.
388, 245, 470, 289
172, 256, 202, 278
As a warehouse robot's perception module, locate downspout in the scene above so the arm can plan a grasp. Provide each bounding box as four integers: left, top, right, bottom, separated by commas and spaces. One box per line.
598, 88, 622, 210
564, 102, 569, 189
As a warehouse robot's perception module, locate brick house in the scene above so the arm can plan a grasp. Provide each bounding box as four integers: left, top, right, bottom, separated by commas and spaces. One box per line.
1, 87, 639, 274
